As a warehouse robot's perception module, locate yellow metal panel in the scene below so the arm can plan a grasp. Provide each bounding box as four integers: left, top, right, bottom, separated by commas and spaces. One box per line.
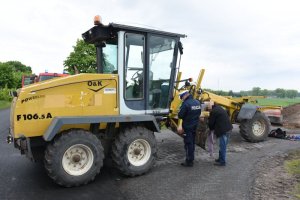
12, 74, 119, 138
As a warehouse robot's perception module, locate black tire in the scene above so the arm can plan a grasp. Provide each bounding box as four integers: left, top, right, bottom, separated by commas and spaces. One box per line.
112, 126, 157, 176
195, 118, 209, 149
239, 112, 270, 143
44, 129, 104, 187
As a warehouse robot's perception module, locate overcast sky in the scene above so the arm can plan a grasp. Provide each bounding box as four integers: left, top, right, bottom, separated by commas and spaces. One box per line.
1, 0, 299, 91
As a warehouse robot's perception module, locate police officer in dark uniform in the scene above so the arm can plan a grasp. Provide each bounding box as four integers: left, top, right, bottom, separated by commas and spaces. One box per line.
177, 91, 201, 167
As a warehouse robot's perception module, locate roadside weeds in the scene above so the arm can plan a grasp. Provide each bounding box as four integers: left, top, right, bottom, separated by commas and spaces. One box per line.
0, 100, 11, 110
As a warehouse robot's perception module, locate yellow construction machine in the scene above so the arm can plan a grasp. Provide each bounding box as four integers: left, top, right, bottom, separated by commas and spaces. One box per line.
7, 16, 280, 187
167, 69, 282, 144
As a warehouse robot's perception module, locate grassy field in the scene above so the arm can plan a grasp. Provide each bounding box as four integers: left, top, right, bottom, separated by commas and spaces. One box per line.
0, 100, 11, 110
256, 97, 300, 107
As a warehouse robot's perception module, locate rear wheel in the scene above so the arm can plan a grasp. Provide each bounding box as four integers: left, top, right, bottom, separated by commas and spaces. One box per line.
44, 129, 104, 187
112, 126, 157, 176
239, 112, 270, 142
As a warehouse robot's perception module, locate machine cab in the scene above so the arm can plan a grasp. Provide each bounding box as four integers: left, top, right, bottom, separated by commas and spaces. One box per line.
82, 16, 185, 116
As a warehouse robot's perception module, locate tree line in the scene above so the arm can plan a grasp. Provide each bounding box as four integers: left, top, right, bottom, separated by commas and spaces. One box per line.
206, 87, 299, 98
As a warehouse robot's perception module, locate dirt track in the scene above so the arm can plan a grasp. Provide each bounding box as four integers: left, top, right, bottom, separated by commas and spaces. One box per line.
282, 103, 300, 129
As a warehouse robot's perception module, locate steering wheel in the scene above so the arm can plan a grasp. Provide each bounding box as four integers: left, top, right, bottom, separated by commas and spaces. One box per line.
131, 69, 143, 81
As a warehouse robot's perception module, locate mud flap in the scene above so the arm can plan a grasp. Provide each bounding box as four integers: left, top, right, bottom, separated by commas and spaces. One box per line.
237, 104, 258, 121
195, 118, 209, 150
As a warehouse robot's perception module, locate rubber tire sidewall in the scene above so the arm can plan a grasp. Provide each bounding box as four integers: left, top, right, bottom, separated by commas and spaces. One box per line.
112, 126, 157, 176
239, 112, 270, 143
44, 129, 104, 187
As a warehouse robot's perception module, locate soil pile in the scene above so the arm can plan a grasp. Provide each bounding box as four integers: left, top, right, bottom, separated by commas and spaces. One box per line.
282, 103, 300, 129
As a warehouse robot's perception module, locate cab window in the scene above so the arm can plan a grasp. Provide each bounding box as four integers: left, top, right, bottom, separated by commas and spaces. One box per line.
103, 40, 118, 74
124, 33, 145, 99
148, 35, 175, 109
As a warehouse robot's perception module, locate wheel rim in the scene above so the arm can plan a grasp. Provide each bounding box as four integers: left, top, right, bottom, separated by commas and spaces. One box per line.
62, 144, 94, 176
252, 120, 266, 136
127, 139, 151, 166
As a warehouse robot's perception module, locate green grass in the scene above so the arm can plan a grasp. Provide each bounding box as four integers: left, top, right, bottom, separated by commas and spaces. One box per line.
0, 100, 11, 110
285, 150, 300, 198
285, 159, 300, 174
256, 97, 300, 107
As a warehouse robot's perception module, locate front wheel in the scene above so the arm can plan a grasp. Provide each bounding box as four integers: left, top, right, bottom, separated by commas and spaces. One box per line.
239, 112, 270, 142
44, 129, 104, 187
112, 126, 157, 176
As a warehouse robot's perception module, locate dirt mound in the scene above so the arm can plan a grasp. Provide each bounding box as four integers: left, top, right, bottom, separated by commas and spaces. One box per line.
282, 103, 300, 129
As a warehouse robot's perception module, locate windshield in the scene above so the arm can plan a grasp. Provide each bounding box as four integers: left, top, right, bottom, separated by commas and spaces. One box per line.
39, 75, 55, 82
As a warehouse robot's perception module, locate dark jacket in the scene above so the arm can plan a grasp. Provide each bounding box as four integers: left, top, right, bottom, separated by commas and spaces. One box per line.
178, 95, 201, 130
208, 104, 233, 137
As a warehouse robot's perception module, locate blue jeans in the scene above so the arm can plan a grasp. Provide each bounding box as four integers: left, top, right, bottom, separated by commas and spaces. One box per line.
219, 132, 230, 164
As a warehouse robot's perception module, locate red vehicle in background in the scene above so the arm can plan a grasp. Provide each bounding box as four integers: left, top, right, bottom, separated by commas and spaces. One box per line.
37, 72, 69, 82
21, 75, 36, 87
21, 72, 68, 87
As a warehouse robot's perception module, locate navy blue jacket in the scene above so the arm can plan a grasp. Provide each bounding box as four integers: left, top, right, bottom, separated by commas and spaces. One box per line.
178, 95, 201, 130
208, 104, 233, 137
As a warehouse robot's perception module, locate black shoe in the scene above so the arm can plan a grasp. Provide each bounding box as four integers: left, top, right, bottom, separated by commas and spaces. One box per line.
214, 162, 226, 166
215, 159, 220, 163
181, 162, 193, 167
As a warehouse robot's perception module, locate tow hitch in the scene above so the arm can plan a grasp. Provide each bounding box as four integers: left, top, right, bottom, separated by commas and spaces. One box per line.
6, 134, 13, 144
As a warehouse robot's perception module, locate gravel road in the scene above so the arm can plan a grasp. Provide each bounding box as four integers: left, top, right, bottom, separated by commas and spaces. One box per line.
1, 108, 299, 200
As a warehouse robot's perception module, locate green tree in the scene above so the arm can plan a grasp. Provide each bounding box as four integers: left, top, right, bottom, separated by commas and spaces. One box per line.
260, 89, 269, 96
0, 61, 32, 88
0, 63, 15, 88
6, 61, 32, 73
275, 88, 286, 98
285, 89, 298, 98
64, 39, 115, 74
240, 90, 249, 96
63, 39, 97, 74
13, 71, 26, 89
252, 87, 261, 96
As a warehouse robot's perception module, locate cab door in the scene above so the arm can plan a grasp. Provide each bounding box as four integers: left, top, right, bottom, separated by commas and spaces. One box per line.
146, 34, 178, 114
123, 33, 146, 111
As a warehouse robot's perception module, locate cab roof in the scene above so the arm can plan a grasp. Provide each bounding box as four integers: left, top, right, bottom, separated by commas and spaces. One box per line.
82, 23, 186, 44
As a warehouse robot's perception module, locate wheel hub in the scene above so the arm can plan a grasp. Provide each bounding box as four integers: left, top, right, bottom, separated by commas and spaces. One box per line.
62, 144, 94, 176
72, 154, 81, 163
127, 139, 151, 166
134, 149, 141, 155
252, 120, 266, 136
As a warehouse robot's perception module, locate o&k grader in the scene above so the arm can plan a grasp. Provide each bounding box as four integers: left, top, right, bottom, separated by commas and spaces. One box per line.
7, 16, 279, 187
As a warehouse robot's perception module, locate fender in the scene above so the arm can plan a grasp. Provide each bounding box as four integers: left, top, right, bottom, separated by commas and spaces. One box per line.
43, 115, 160, 141
237, 104, 258, 121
